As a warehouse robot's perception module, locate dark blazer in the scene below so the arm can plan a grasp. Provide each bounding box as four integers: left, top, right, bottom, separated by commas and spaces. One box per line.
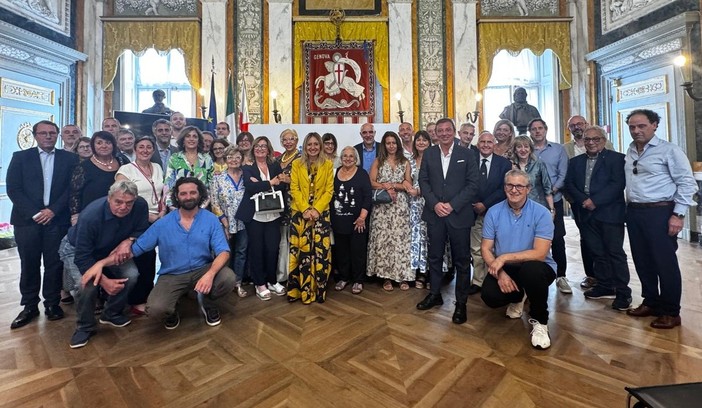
563, 149, 626, 224
419, 144, 479, 229
6, 147, 79, 227
354, 142, 380, 171
475, 153, 512, 209
236, 161, 287, 223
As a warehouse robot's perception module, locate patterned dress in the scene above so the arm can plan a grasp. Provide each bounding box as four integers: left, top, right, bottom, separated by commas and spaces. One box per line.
288, 159, 334, 304
409, 158, 427, 273
164, 151, 213, 207
366, 160, 413, 282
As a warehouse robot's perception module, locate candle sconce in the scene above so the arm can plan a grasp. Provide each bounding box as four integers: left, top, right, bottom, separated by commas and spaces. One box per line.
466, 92, 482, 124
271, 91, 282, 123
674, 55, 702, 101
396, 93, 404, 122
198, 88, 207, 119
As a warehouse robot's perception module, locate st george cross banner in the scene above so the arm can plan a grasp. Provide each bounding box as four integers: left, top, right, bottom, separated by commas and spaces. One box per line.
304, 41, 375, 118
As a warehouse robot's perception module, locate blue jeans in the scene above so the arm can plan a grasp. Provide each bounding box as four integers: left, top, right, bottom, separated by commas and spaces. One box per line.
59, 237, 138, 332
228, 229, 248, 282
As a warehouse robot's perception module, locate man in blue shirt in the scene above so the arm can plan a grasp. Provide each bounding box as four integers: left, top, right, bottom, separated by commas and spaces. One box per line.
481, 169, 556, 349
131, 177, 235, 329
62, 180, 149, 348
529, 118, 570, 294
624, 109, 697, 329
354, 123, 380, 173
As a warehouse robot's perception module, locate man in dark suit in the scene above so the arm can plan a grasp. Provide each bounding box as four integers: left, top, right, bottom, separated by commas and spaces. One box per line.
152, 118, 178, 170
354, 123, 380, 173
467, 131, 513, 295
563, 125, 631, 310
417, 118, 479, 324
7, 120, 79, 329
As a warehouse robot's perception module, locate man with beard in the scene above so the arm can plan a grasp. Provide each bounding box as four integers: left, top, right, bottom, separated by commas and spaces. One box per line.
169, 112, 186, 143
499, 87, 541, 135
83, 177, 237, 330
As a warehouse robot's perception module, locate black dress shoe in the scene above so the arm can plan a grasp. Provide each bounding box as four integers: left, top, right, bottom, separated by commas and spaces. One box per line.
467, 284, 482, 295
45, 305, 65, 321
416, 293, 444, 310
452, 302, 467, 324
10, 308, 39, 329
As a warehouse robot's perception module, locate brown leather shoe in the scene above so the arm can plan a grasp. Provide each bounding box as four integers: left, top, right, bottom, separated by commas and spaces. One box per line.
650, 315, 681, 329
626, 304, 657, 317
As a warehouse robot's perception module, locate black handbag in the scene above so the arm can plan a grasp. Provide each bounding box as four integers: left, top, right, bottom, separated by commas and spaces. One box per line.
252, 188, 284, 214
372, 189, 392, 204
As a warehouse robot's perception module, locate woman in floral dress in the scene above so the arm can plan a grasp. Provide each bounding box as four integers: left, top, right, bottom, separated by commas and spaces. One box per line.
366, 131, 413, 291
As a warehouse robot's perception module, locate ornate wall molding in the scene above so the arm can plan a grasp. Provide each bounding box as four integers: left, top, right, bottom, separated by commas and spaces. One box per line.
236, 0, 263, 125
600, 0, 671, 34
1, 0, 71, 36
0, 78, 55, 106
616, 75, 667, 102
417, 0, 446, 125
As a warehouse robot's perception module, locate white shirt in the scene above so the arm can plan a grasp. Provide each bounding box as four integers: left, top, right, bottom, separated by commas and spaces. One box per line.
440, 143, 454, 179
480, 153, 493, 178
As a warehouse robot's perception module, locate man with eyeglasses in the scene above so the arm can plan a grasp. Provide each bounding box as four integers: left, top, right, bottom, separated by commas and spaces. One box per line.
480, 169, 556, 349
563, 115, 613, 291
564, 126, 631, 311
60, 124, 82, 153
529, 118, 570, 294
623, 109, 697, 329
355, 123, 380, 173
7, 120, 79, 329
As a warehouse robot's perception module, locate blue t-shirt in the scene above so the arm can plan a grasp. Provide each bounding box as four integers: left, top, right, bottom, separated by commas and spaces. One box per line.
482, 199, 556, 273
132, 208, 229, 275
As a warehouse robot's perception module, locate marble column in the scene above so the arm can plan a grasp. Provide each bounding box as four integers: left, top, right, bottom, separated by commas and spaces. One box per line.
201, 0, 229, 122
268, 0, 293, 124
388, 0, 414, 124
84, 0, 105, 134
452, 0, 478, 126
568, 0, 589, 119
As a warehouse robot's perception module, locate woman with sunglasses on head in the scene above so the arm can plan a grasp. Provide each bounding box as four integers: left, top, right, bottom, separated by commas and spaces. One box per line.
236, 136, 288, 301
511, 135, 554, 213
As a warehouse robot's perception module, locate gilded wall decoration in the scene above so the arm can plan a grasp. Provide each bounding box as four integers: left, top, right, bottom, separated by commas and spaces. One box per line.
601, 0, 670, 34
114, 0, 198, 16
0, 78, 55, 106
298, 0, 382, 16
480, 0, 558, 17
617, 75, 667, 102
236, 0, 263, 125
417, 0, 446, 125
2, 0, 71, 36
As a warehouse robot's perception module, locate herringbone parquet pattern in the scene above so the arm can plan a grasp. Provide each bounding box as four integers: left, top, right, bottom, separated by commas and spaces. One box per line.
1, 220, 701, 407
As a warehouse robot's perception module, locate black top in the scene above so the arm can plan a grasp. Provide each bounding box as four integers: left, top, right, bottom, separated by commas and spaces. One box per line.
70, 157, 127, 215
67, 196, 149, 274
331, 167, 372, 235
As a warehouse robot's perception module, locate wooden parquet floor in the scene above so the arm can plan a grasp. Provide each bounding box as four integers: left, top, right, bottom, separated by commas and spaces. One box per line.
1, 220, 702, 407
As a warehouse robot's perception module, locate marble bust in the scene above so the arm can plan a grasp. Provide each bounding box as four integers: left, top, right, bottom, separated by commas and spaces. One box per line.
142, 89, 173, 115
499, 87, 541, 135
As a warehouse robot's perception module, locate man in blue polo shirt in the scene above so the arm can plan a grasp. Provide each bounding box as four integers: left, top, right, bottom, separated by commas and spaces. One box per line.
480, 169, 556, 349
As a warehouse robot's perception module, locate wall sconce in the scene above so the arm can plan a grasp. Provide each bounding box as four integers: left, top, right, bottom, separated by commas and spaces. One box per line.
466, 92, 481, 124
674, 55, 701, 101
198, 88, 207, 119
271, 91, 281, 123
396, 93, 404, 123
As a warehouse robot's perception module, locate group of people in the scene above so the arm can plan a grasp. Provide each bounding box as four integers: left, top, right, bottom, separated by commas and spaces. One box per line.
6, 106, 697, 351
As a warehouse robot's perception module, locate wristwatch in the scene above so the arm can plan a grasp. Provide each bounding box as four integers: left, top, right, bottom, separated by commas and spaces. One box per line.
673, 213, 685, 219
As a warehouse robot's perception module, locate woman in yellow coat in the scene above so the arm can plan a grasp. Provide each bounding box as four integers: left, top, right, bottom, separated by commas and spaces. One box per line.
288, 132, 334, 304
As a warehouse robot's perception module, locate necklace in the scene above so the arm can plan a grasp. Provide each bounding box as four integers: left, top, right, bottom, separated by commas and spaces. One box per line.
281, 150, 297, 162
93, 156, 114, 170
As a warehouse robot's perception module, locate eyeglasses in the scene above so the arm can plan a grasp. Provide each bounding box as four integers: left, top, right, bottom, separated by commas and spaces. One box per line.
568, 122, 586, 128
632, 160, 638, 175
505, 183, 528, 192
253, 144, 268, 150
583, 137, 602, 143
323, 141, 335, 145
226, 155, 242, 160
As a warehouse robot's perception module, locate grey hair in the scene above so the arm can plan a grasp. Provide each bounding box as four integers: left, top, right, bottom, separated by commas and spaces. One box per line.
340, 145, 360, 164
582, 125, 607, 140
108, 180, 138, 198
504, 169, 531, 188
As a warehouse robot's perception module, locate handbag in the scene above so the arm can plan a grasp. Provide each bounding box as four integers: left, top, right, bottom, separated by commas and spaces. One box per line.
372, 189, 392, 204
252, 188, 284, 214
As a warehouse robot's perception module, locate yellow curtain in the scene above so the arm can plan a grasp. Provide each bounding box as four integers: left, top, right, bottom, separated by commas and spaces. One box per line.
478, 22, 572, 91
102, 20, 201, 91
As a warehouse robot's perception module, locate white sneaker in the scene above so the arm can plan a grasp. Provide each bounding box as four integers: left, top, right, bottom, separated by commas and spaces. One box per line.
529, 318, 551, 350
506, 293, 527, 319
555, 277, 572, 294
267, 282, 287, 296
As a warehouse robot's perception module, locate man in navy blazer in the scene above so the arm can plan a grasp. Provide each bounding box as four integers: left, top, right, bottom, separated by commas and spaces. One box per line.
563, 125, 631, 310
417, 118, 479, 324
468, 131, 513, 295
354, 123, 380, 173
7, 120, 79, 329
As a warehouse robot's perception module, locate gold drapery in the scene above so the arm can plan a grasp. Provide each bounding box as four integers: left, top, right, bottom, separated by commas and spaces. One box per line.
478, 21, 572, 91
293, 21, 389, 122
102, 20, 201, 91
